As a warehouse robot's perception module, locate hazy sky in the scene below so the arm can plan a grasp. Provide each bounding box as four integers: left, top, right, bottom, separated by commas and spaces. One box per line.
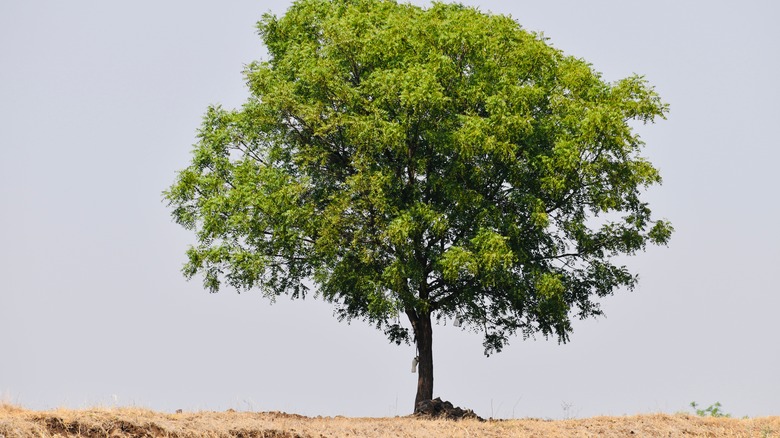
2, 0, 779, 419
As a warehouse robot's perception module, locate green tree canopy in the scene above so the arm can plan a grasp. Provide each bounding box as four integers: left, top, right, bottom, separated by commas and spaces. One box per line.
165, 0, 671, 410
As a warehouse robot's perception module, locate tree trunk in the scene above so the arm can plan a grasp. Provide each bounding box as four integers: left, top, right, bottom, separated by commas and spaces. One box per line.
412, 311, 433, 412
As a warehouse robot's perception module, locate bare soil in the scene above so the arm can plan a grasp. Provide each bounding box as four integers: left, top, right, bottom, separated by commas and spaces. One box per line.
2, 403, 779, 437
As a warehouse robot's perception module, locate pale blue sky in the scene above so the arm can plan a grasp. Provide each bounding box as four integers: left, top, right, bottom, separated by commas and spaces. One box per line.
1, 1, 779, 419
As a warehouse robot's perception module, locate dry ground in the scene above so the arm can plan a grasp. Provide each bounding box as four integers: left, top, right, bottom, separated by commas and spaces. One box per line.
2, 403, 779, 437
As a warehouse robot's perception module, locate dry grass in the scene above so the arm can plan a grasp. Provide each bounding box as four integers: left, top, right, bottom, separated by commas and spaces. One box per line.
2, 403, 779, 437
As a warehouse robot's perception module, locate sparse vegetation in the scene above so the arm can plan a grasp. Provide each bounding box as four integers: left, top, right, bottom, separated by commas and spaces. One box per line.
691, 401, 731, 418
2, 403, 780, 438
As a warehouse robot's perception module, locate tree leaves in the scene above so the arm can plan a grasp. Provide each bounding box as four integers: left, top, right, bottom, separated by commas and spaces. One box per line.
165, 0, 671, 356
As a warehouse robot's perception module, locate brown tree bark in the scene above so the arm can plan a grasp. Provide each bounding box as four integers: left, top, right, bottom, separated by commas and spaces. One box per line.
408, 310, 433, 412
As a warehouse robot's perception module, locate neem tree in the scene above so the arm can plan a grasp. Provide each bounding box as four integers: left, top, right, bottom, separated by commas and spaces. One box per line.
165, 0, 671, 411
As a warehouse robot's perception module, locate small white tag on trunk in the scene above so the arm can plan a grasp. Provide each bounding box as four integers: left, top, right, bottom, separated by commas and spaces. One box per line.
454, 316, 462, 327
411, 356, 419, 373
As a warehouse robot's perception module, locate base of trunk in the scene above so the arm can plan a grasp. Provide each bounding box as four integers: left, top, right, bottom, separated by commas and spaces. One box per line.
413, 397, 484, 421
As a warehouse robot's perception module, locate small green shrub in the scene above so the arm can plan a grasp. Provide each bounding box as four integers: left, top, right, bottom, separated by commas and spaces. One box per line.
690, 401, 731, 418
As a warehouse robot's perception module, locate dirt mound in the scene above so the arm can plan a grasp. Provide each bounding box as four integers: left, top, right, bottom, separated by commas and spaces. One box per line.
413, 397, 484, 421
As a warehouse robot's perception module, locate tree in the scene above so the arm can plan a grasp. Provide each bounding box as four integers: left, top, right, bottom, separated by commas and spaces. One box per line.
165, 0, 672, 412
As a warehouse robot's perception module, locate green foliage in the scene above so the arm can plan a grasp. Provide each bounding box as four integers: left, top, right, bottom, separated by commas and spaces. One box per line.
690, 401, 731, 418
165, 0, 671, 355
